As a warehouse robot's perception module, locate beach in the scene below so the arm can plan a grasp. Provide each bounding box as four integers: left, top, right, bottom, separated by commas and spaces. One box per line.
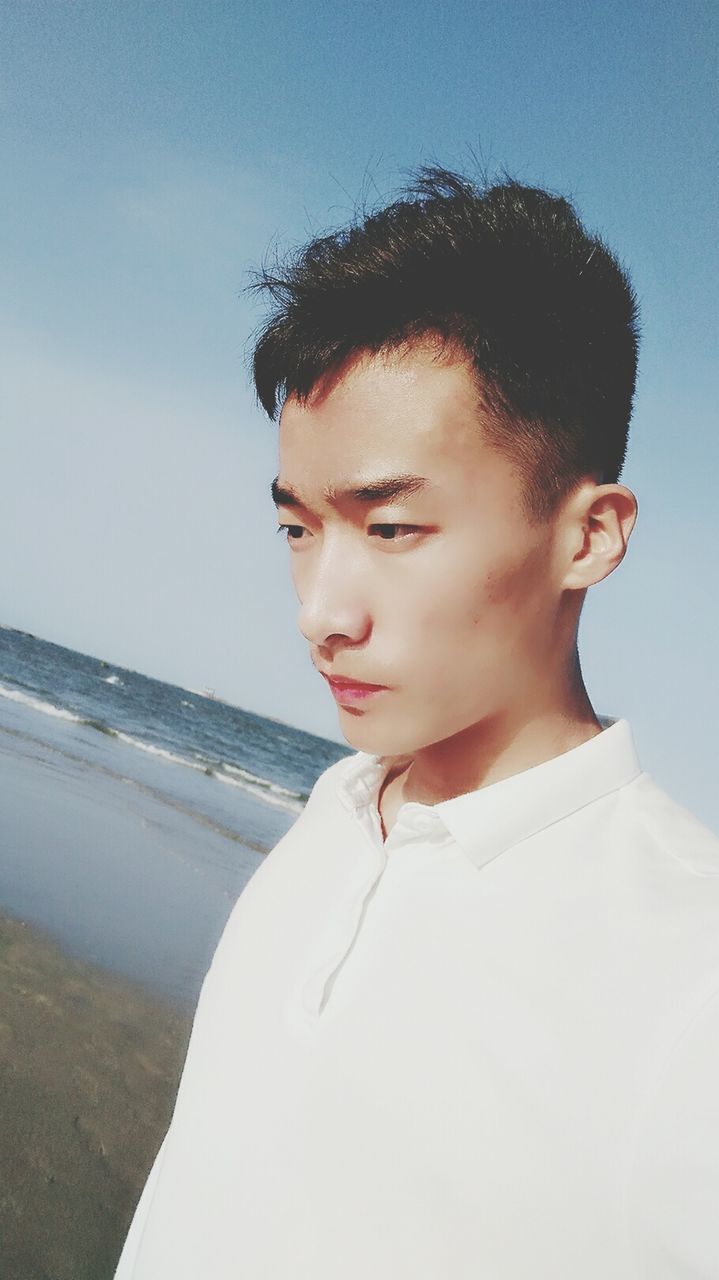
0, 629, 345, 1278
0, 701, 265, 1279
0, 704, 218, 1280
0, 913, 191, 1280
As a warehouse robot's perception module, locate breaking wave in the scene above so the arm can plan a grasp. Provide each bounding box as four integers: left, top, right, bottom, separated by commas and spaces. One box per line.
0, 680, 306, 816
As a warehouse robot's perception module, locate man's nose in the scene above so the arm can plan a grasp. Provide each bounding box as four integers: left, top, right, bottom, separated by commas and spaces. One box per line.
297, 545, 371, 649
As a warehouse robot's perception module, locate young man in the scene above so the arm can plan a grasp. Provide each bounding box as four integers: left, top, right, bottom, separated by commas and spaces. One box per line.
115, 169, 719, 1278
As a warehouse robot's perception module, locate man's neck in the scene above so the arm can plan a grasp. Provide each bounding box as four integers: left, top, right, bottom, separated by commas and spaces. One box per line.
404, 708, 602, 809
378, 665, 602, 832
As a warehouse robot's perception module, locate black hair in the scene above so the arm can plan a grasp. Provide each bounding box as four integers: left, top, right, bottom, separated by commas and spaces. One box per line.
250, 166, 639, 520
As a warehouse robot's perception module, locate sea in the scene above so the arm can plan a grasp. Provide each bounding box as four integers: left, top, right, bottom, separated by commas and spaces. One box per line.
0, 625, 351, 1006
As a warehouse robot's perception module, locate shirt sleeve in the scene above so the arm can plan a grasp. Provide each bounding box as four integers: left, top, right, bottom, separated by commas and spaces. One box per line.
626, 991, 719, 1279
113, 1134, 169, 1279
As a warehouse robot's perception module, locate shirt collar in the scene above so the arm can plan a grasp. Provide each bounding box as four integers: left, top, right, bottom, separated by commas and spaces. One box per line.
337, 718, 642, 870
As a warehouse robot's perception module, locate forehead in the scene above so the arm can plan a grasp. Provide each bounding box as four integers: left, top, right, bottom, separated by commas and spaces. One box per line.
278, 345, 497, 485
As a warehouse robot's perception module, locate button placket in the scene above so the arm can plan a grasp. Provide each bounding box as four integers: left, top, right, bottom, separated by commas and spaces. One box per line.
300, 820, 388, 1019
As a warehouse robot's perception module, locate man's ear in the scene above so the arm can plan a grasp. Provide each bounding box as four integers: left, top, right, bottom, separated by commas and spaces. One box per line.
561, 483, 638, 590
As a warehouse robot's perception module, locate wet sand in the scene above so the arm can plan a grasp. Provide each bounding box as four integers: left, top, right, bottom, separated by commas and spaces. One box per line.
0, 692, 291, 1276
0, 912, 192, 1280
0, 710, 270, 1010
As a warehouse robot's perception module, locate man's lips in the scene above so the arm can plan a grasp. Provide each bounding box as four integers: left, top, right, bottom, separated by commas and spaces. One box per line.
320, 673, 390, 709
323, 674, 388, 692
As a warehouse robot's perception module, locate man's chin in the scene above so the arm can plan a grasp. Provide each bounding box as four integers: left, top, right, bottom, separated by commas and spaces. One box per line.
337, 709, 420, 759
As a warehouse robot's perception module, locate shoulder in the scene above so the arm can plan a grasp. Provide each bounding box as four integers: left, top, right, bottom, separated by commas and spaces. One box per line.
209, 752, 366, 945
615, 786, 719, 1270
600, 775, 719, 1016
626, 986, 719, 1275
623, 773, 719, 878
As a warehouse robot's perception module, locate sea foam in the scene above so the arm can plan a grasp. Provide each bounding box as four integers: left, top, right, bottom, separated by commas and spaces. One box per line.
0, 682, 84, 725
0, 680, 305, 817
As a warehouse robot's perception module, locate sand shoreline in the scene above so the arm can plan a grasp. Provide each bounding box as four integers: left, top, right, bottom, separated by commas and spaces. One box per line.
0, 911, 192, 1280
0, 711, 268, 1011
0, 680, 289, 1276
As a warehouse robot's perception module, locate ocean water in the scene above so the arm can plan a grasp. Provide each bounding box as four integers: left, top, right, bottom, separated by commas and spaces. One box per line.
0, 625, 351, 1005
0, 626, 349, 818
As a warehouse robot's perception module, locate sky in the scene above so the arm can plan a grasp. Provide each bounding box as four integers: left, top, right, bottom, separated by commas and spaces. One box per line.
1, 0, 717, 829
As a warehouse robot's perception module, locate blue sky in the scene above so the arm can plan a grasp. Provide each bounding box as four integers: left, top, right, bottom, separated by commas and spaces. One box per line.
1, 0, 717, 828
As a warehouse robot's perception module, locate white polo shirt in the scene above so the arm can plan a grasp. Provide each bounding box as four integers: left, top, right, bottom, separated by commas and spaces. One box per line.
115, 719, 719, 1279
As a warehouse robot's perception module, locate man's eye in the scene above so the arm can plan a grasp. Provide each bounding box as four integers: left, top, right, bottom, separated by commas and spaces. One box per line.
369, 524, 420, 541
276, 524, 307, 542
276, 523, 420, 544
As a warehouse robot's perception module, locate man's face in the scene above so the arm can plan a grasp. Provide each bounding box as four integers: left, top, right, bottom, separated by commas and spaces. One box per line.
276, 343, 566, 758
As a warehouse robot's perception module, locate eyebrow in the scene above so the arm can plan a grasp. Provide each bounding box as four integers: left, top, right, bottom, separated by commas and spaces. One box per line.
271, 473, 432, 509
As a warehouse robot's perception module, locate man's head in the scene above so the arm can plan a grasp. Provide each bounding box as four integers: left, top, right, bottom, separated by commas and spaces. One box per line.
252, 168, 639, 756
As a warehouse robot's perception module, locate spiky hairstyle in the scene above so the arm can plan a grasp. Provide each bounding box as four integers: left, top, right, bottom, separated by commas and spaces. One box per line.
250, 167, 639, 520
